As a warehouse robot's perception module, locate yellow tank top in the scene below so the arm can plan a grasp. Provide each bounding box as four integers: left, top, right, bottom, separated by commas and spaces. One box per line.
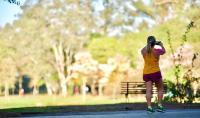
143, 51, 160, 74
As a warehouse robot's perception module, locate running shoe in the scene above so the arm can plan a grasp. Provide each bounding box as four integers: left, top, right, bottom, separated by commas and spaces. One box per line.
147, 106, 155, 113
156, 104, 165, 112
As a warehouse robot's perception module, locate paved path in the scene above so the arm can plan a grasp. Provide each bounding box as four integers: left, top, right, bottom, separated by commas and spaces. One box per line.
22, 109, 200, 118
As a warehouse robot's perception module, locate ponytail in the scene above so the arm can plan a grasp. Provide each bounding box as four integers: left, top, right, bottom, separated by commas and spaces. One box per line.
147, 36, 156, 54
147, 43, 152, 54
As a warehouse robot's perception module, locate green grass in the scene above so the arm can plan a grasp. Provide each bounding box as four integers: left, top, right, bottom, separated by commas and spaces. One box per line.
0, 94, 199, 116
0, 94, 146, 109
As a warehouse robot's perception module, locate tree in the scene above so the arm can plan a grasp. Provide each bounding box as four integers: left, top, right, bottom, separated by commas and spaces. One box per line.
1, 0, 97, 96
106, 54, 130, 97
4, 0, 21, 5
42, 0, 96, 96
96, 0, 140, 36
68, 51, 99, 99
0, 57, 17, 96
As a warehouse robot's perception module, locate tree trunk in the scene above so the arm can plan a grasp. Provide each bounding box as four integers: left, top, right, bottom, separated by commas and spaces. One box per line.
45, 81, 53, 96
33, 85, 39, 95
81, 76, 87, 101
16, 68, 23, 96
60, 80, 67, 97
91, 80, 96, 95
58, 72, 67, 96
4, 82, 9, 96
112, 84, 118, 99
52, 42, 68, 96
98, 83, 103, 96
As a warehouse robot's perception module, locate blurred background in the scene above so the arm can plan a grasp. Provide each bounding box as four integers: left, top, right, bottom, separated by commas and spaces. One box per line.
0, 0, 199, 109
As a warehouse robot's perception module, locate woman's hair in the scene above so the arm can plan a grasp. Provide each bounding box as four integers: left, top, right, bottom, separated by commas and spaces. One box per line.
147, 36, 156, 54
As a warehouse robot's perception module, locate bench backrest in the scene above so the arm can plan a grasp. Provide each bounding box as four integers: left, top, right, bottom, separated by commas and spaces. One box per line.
121, 82, 167, 95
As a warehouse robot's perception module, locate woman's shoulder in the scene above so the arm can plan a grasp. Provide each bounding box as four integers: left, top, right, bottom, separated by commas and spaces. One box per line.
141, 46, 146, 51
141, 46, 147, 55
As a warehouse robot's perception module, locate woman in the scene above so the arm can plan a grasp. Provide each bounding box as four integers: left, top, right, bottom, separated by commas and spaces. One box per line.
141, 36, 166, 113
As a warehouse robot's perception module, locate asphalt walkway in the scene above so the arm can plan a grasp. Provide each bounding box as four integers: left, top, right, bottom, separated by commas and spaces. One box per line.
22, 109, 200, 118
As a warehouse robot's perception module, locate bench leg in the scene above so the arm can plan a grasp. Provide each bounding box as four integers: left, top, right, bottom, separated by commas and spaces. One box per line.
125, 93, 129, 102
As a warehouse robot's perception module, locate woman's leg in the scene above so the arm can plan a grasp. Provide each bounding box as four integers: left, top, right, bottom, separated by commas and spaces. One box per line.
155, 78, 164, 105
146, 81, 153, 107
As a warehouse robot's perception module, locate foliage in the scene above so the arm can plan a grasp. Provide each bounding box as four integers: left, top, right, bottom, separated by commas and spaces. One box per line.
4, 0, 20, 5
165, 21, 199, 103
87, 37, 120, 63
0, 0, 96, 96
0, 0, 200, 99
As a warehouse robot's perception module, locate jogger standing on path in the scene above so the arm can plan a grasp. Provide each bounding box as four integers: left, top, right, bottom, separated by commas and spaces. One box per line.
141, 36, 166, 113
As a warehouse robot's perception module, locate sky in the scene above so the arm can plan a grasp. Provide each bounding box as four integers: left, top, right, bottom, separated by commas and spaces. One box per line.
0, 0, 26, 27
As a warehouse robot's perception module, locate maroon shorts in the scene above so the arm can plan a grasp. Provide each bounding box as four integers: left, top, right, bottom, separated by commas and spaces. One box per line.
143, 71, 162, 83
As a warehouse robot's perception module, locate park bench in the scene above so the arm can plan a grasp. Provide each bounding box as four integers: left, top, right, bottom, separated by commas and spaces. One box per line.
120, 82, 167, 101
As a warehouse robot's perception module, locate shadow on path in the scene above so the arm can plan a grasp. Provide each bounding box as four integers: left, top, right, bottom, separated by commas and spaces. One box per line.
0, 102, 200, 117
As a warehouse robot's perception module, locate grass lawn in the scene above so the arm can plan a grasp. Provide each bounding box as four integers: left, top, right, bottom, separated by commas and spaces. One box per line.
0, 94, 200, 117
0, 94, 146, 109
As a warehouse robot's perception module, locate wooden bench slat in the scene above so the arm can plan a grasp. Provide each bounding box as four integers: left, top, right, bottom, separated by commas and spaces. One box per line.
120, 81, 167, 99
